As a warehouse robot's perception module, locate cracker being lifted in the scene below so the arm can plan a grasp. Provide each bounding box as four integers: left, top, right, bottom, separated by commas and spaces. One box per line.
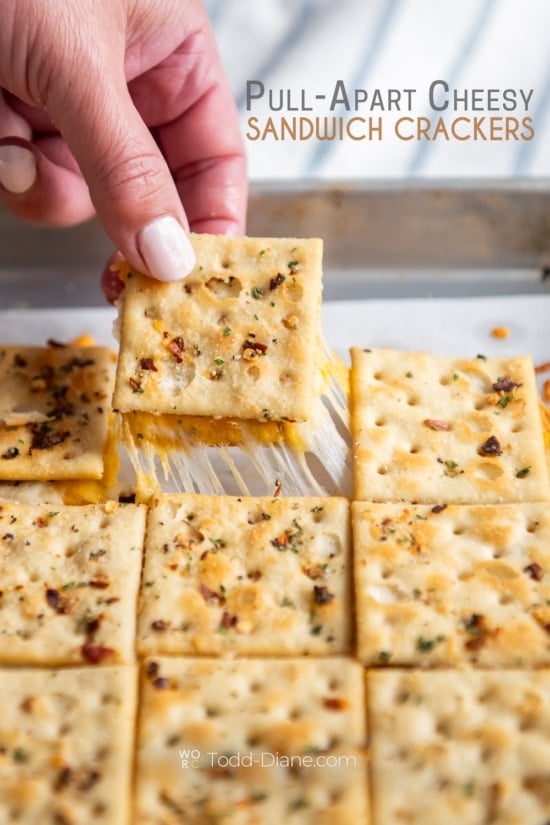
351, 348, 550, 504
0, 665, 136, 825
368, 669, 550, 825
353, 502, 550, 668
114, 234, 323, 423
0, 345, 114, 481
0, 501, 145, 666
137, 493, 351, 657
136, 657, 368, 825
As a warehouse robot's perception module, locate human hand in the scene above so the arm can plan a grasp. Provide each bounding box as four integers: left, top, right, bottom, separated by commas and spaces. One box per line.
0, 0, 247, 298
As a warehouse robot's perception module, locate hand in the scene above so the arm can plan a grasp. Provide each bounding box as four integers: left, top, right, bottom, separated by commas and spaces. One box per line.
0, 0, 247, 297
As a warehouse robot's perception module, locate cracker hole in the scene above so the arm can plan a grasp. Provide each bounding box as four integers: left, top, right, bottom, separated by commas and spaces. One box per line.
436, 719, 451, 736
221, 258, 232, 269
170, 363, 196, 391
328, 677, 341, 691
29, 572, 41, 583
439, 376, 450, 386
474, 401, 486, 411
330, 790, 343, 804
373, 371, 383, 381
409, 445, 421, 454
286, 282, 303, 302
481, 746, 495, 763
381, 568, 392, 580
279, 372, 295, 385
511, 425, 524, 434
407, 396, 419, 406
526, 523, 539, 534
249, 681, 262, 693
473, 462, 504, 481
452, 527, 465, 536
205, 276, 242, 298
377, 466, 388, 476
247, 365, 260, 381
499, 593, 513, 605
374, 418, 386, 427
246, 734, 260, 747
289, 708, 302, 720
144, 306, 161, 320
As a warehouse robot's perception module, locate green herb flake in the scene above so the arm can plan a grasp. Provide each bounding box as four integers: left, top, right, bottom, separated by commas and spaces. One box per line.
476, 354, 487, 361
310, 505, 324, 513
61, 581, 76, 591
223, 327, 231, 336
378, 650, 391, 664
214, 358, 225, 367
416, 635, 445, 652
516, 466, 531, 479
310, 624, 323, 636
13, 747, 29, 764
287, 260, 299, 270
498, 394, 510, 409
251, 286, 264, 300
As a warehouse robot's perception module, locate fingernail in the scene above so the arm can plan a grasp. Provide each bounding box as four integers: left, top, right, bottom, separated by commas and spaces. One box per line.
0, 143, 37, 194
138, 216, 195, 281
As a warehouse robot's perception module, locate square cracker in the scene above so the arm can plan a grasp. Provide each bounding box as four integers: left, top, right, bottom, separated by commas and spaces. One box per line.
350, 348, 550, 504
113, 234, 323, 422
0, 501, 145, 665
368, 669, 550, 825
135, 657, 368, 825
0, 665, 136, 825
137, 493, 351, 656
353, 501, 550, 667
0, 345, 114, 481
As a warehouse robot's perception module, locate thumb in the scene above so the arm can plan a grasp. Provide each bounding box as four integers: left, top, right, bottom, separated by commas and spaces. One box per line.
45, 62, 195, 281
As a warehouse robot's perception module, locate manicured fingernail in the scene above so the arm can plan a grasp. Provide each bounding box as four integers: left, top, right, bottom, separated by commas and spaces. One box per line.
138, 216, 195, 281
0, 144, 36, 194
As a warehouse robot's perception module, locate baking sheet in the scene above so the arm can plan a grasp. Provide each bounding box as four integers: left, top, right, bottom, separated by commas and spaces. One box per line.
2, 293, 549, 378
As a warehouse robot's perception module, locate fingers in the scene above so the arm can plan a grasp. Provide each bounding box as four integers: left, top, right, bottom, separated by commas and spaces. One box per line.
44, 52, 196, 281
134, 27, 247, 236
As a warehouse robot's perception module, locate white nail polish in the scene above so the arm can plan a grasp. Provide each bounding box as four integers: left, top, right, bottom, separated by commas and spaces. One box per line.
0, 144, 37, 194
138, 216, 195, 282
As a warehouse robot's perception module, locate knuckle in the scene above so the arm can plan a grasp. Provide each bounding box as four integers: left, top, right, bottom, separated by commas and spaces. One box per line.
92, 151, 169, 205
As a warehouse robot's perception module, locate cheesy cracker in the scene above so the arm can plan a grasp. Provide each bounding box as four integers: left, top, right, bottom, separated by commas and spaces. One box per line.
353, 502, 550, 668
137, 494, 351, 656
351, 348, 550, 504
368, 669, 550, 825
0, 665, 136, 825
113, 234, 323, 423
0, 501, 145, 665
0, 345, 115, 481
135, 657, 368, 824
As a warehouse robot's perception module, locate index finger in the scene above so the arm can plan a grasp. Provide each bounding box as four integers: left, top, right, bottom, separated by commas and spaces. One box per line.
132, 28, 247, 235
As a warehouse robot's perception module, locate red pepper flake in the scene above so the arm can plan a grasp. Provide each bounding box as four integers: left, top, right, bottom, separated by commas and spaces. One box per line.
323, 697, 348, 711
153, 676, 171, 690
81, 641, 115, 664
88, 579, 110, 589
129, 377, 143, 393
271, 533, 289, 550
492, 375, 522, 393
313, 585, 335, 605
431, 504, 448, 514
220, 611, 238, 629
479, 436, 502, 457
52, 766, 73, 791
45, 589, 60, 610
36, 517, 47, 528
2, 533, 13, 541
140, 357, 158, 371
524, 562, 543, 581
81, 617, 101, 635
146, 660, 159, 678
269, 273, 286, 290
423, 419, 451, 431
199, 582, 223, 604
248, 570, 262, 581
463, 613, 491, 651
535, 361, 550, 375
168, 337, 185, 362
31, 427, 70, 451
151, 620, 168, 631
243, 340, 268, 359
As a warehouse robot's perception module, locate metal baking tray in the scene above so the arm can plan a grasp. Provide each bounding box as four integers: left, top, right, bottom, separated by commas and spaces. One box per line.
1, 180, 550, 308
